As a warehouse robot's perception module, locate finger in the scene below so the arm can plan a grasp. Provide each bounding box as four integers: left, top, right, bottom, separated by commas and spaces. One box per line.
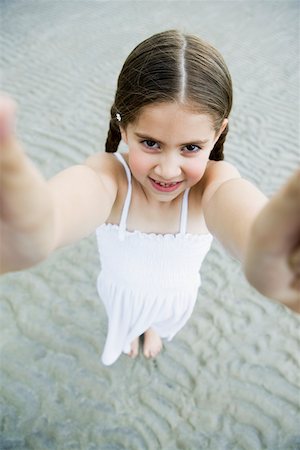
288, 247, 300, 274
290, 276, 300, 291
265, 170, 300, 253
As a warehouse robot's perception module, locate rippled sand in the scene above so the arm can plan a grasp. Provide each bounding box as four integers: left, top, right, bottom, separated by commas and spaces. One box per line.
1, 1, 300, 449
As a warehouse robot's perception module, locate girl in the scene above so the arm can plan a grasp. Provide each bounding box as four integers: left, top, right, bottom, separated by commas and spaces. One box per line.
1, 30, 299, 366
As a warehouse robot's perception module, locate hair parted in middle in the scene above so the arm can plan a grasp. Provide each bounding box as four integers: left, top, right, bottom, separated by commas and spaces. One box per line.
105, 29, 232, 160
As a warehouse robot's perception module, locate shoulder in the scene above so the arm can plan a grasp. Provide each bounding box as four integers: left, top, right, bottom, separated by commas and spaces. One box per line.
199, 160, 268, 261
84, 151, 127, 192
85, 151, 123, 176
83, 152, 127, 205
204, 159, 241, 185
201, 160, 241, 205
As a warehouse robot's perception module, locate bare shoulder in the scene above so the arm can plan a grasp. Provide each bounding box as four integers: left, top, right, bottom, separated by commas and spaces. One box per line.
85, 151, 127, 193
203, 159, 241, 185
201, 160, 267, 261
201, 160, 241, 203
85, 151, 123, 178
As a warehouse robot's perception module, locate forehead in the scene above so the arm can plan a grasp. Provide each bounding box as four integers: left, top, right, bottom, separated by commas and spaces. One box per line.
129, 102, 216, 140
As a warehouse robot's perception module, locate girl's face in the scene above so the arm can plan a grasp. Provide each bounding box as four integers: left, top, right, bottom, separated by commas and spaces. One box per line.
120, 102, 227, 202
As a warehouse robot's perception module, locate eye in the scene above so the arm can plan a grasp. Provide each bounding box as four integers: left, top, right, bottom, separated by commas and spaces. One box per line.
183, 144, 201, 153
141, 140, 159, 149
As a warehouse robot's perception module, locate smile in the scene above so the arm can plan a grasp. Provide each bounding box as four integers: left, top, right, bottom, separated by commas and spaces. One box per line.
149, 177, 182, 192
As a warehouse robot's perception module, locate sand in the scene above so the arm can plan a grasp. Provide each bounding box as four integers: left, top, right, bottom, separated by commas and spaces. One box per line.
0, 1, 299, 449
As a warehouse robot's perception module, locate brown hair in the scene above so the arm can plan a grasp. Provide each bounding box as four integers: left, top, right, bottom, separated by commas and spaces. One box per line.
105, 30, 232, 160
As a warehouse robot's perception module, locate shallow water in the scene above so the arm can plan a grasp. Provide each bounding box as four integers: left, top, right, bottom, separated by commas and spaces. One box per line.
1, 1, 300, 449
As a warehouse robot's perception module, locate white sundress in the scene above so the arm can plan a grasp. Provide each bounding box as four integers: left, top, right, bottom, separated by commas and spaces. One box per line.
96, 153, 213, 366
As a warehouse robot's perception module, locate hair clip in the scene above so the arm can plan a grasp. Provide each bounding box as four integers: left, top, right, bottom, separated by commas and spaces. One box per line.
116, 113, 121, 122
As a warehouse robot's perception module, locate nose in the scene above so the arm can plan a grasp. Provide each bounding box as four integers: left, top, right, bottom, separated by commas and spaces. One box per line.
153, 154, 182, 180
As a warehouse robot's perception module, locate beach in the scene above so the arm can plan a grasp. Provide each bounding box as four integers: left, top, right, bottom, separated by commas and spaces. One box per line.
0, 1, 300, 449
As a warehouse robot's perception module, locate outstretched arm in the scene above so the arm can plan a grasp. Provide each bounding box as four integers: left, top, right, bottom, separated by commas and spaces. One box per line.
244, 170, 300, 313
0, 95, 117, 273
203, 161, 300, 313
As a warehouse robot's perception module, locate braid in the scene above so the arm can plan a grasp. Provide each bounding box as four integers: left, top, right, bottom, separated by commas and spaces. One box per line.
105, 105, 121, 153
209, 124, 229, 161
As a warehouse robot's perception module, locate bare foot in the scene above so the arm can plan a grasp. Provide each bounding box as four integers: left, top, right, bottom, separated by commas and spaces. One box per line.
143, 328, 162, 359
128, 337, 139, 359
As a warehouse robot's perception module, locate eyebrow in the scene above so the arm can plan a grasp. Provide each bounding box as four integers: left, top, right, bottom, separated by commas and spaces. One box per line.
134, 132, 209, 146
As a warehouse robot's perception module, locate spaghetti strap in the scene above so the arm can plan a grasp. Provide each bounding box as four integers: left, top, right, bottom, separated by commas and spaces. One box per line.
114, 153, 132, 240
179, 188, 190, 235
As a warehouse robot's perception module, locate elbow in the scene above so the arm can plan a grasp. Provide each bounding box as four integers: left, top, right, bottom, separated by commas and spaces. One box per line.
243, 257, 268, 296
0, 239, 53, 275
1, 259, 44, 275
1, 256, 47, 275
0, 215, 57, 276
285, 298, 300, 314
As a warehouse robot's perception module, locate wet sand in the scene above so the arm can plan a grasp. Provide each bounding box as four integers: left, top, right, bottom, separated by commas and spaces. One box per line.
1, 1, 300, 449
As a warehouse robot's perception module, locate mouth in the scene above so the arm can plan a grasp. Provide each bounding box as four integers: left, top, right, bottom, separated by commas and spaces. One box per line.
149, 177, 183, 192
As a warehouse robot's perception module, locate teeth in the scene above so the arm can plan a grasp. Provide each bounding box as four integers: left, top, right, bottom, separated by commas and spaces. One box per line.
156, 181, 178, 187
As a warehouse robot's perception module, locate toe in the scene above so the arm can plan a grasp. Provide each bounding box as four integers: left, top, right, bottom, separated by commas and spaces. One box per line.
143, 348, 150, 358
128, 337, 139, 359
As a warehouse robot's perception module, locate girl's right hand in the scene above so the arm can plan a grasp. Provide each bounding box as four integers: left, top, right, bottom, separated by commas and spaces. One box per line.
0, 94, 56, 273
0, 94, 117, 274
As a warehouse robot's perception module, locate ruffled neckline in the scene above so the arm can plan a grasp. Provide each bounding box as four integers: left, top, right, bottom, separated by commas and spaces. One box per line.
97, 223, 213, 241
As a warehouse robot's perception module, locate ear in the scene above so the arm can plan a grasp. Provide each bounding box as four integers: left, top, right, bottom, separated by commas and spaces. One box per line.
214, 118, 228, 143
120, 126, 128, 145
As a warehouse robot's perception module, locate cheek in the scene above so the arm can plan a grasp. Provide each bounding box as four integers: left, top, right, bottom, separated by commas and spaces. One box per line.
185, 157, 208, 183
128, 150, 151, 177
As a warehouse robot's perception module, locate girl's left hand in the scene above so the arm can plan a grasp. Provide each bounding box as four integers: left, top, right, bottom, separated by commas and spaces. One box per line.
244, 170, 300, 313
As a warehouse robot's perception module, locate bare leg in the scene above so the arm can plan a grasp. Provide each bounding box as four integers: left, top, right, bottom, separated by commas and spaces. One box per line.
143, 328, 163, 359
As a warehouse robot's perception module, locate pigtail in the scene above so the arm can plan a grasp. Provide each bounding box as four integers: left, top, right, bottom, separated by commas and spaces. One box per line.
105, 105, 121, 153
209, 123, 229, 161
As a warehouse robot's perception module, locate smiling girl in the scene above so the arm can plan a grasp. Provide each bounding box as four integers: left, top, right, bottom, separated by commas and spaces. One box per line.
1, 30, 299, 366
